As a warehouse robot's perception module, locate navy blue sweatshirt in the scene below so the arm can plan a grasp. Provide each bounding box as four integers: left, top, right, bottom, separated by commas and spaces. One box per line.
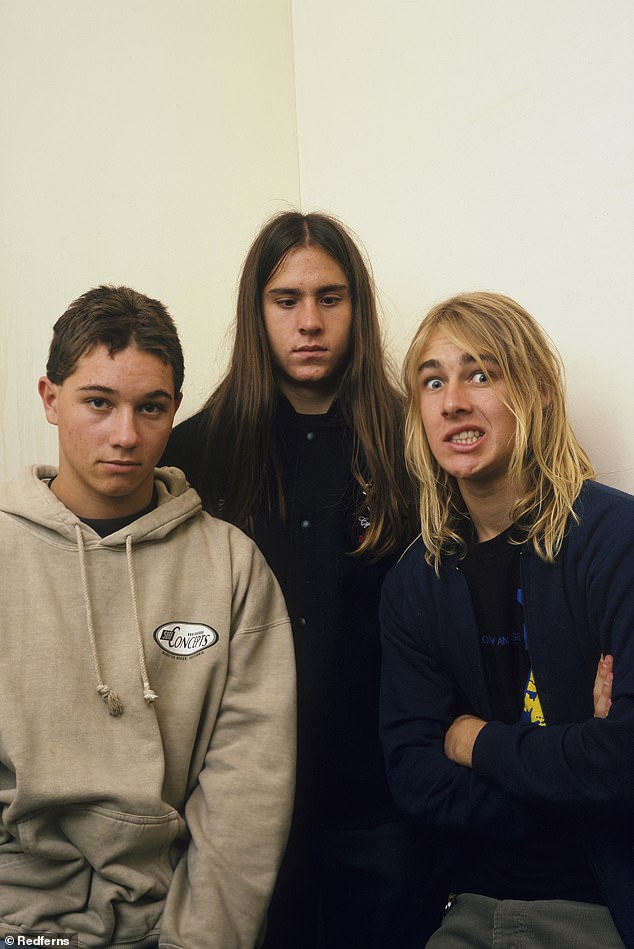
380, 480, 634, 947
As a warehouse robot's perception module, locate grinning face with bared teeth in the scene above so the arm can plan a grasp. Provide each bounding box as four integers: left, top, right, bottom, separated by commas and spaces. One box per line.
417, 331, 517, 501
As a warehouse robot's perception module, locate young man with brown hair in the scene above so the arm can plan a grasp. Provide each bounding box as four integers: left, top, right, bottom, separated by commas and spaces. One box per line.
0, 285, 295, 948
163, 213, 432, 948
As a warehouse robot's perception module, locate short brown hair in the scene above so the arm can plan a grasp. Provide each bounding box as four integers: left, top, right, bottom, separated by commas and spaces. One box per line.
46, 285, 184, 397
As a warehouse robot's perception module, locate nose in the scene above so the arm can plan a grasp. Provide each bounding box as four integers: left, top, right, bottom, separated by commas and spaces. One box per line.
441, 379, 471, 417
109, 408, 139, 448
298, 298, 323, 334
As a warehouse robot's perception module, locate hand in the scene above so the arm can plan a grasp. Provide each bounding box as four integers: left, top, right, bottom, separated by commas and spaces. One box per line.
593, 654, 613, 718
444, 714, 487, 768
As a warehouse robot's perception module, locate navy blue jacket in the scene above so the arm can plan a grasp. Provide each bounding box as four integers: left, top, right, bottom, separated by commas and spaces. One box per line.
380, 480, 634, 947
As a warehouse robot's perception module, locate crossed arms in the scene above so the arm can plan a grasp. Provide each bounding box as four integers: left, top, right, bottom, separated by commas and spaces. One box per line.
445, 654, 614, 768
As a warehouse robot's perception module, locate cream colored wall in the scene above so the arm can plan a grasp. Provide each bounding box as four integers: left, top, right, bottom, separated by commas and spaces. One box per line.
292, 0, 634, 491
3, 1, 633, 494
0, 0, 300, 478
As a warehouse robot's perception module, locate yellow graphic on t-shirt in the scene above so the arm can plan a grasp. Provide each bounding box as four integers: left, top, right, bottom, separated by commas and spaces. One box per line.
523, 669, 546, 726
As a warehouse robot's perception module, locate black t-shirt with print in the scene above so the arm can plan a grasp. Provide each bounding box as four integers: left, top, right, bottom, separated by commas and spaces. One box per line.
449, 523, 602, 904
460, 528, 528, 724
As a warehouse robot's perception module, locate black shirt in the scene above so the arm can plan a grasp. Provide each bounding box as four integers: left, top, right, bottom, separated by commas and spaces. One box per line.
451, 523, 602, 903
460, 528, 528, 724
163, 396, 402, 828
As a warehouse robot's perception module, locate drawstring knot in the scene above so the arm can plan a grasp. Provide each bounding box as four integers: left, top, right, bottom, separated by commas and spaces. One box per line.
97, 684, 124, 717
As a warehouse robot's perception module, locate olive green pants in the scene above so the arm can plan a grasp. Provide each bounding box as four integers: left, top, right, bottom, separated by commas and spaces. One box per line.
425, 893, 624, 949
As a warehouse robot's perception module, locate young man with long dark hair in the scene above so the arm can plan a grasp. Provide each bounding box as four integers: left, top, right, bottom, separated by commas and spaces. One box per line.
163, 212, 433, 948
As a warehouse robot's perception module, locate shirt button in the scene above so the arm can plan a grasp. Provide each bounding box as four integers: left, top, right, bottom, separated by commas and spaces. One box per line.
300, 519, 311, 530
306, 431, 317, 441
298, 617, 307, 627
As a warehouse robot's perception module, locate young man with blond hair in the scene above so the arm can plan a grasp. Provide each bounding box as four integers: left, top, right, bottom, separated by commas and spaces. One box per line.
381, 292, 633, 948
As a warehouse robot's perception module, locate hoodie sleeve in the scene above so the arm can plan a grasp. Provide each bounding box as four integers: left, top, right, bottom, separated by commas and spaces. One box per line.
159, 537, 296, 949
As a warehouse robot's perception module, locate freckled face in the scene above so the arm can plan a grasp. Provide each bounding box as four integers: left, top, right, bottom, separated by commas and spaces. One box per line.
38, 344, 181, 518
262, 245, 353, 413
417, 331, 517, 497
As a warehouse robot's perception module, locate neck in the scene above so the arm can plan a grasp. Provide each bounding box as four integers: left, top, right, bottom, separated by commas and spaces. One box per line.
459, 479, 516, 542
276, 380, 338, 415
50, 472, 155, 520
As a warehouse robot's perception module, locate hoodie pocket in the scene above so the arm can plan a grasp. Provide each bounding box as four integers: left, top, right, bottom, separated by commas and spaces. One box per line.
0, 805, 186, 938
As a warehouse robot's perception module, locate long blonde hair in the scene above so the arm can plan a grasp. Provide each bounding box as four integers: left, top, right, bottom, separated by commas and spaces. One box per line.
403, 291, 595, 571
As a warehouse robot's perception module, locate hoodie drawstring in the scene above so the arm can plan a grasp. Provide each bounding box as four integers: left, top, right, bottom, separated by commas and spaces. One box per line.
125, 535, 158, 705
75, 524, 158, 717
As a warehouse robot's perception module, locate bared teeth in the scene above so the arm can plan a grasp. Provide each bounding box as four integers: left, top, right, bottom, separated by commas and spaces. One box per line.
450, 430, 484, 445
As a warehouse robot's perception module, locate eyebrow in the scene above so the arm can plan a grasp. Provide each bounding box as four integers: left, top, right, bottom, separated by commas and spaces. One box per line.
418, 353, 477, 372
265, 283, 349, 297
418, 353, 500, 373
77, 384, 175, 400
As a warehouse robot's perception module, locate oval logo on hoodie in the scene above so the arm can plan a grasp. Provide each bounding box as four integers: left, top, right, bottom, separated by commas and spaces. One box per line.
153, 622, 218, 658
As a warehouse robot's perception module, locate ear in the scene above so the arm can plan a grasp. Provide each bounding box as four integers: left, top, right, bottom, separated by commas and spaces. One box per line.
38, 376, 60, 426
173, 392, 183, 414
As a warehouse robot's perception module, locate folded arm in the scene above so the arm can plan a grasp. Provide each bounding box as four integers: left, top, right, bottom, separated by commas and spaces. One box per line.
445, 655, 614, 768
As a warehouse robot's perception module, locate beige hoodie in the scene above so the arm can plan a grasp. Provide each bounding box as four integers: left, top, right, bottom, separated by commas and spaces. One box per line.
0, 465, 296, 949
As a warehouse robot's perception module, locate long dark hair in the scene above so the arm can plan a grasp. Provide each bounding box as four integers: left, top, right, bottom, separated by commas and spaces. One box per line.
197, 211, 411, 557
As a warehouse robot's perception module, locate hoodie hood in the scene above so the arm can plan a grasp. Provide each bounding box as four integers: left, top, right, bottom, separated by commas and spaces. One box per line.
0, 464, 201, 547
